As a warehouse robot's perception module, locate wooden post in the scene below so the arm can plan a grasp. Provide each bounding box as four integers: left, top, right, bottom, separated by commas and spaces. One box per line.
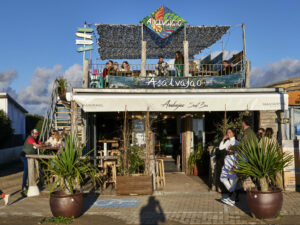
183, 41, 189, 77
141, 41, 147, 76
145, 109, 150, 175
182, 115, 193, 174
81, 111, 87, 144
245, 60, 251, 88
123, 106, 128, 174
71, 101, 78, 136
83, 59, 89, 88
93, 113, 97, 166
290, 107, 295, 139
278, 111, 287, 145
27, 158, 40, 197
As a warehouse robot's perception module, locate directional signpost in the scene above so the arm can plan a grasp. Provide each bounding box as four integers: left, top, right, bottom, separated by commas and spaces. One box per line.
77, 45, 93, 52
76, 39, 94, 45
75, 32, 92, 39
76, 23, 94, 64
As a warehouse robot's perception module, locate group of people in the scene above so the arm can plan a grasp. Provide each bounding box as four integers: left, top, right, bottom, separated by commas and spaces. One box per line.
218, 116, 276, 206
20, 128, 68, 196
102, 60, 132, 77
100, 52, 235, 79
155, 51, 184, 77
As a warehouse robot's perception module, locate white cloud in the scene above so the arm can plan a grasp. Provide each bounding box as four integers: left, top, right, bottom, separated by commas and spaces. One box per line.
0, 64, 83, 115
250, 58, 300, 87
0, 69, 18, 98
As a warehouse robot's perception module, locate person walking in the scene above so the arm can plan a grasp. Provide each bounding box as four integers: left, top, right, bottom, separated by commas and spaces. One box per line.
219, 128, 239, 206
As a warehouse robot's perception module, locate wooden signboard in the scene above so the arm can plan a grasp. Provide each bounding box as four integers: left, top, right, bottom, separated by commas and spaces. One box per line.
75, 32, 92, 39
289, 91, 300, 105
77, 45, 93, 52
116, 175, 153, 195
282, 140, 300, 191
77, 27, 93, 33
76, 39, 94, 45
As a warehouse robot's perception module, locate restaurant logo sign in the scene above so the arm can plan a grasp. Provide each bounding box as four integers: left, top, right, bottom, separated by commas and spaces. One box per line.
140, 6, 187, 39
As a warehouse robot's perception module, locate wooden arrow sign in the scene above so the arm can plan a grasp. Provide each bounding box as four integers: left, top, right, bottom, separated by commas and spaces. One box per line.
77, 45, 93, 52
76, 39, 94, 45
75, 32, 92, 39
77, 27, 93, 33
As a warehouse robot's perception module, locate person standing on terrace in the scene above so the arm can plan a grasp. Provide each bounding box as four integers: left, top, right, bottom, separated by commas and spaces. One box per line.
175, 51, 184, 77
155, 56, 169, 76
103, 60, 113, 78
219, 60, 233, 75
110, 62, 120, 75
120, 61, 132, 75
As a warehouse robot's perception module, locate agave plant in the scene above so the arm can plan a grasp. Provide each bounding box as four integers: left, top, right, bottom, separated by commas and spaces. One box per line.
42, 133, 100, 194
233, 137, 293, 191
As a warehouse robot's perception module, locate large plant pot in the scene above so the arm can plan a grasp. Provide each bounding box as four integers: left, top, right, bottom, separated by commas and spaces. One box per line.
50, 191, 83, 218
116, 175, 153, 195
247, 188, 283, 219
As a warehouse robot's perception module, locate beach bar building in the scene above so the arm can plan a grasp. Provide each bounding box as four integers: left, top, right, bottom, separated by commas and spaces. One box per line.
43, 6, 289, 192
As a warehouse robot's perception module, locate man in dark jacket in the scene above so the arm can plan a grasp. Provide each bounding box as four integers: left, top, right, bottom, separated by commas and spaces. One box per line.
20, 129, 43, 195
230, 115, 257, 153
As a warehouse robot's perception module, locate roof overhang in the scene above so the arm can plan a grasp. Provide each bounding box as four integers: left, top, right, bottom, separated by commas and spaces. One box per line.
72, 88, 288, 112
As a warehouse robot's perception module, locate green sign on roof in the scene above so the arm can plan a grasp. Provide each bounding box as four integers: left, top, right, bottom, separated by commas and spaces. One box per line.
140, 6, 187, 39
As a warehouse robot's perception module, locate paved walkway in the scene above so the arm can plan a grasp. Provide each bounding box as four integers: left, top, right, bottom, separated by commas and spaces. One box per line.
1, 191, 300, 224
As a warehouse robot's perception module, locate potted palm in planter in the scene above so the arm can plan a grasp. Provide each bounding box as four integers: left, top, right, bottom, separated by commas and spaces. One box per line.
188, 144, 204, 176
42, 133, 100, 218
56, 77, 68, 101
233, 138, 293, 219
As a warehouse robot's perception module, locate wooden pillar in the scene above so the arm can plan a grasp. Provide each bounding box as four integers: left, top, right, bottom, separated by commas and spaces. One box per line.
71, 101, 78, 136
245, 60, 251, 88
182, 115, 193, 174
290, 107, 295, 139
141, 41, 147, 76
27, 158, 40, 197
277, 111, 287, 145
83, 59, 89, 88
93, 113, 97, 166
81, 111, 87, 144
183, 41, 189, 77
145, 109, 150, 175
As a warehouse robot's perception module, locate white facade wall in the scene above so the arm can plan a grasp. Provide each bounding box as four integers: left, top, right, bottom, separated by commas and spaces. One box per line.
7, 100, 26, 138
0, 98, 8, 114
0, 94, 27, 139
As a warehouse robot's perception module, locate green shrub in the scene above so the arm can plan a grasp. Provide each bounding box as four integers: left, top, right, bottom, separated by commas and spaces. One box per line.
26, 114, 44, 135
0, 110, 14, 146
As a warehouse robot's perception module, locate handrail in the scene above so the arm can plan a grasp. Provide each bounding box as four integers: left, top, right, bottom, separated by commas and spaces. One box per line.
90, 61, 244, 77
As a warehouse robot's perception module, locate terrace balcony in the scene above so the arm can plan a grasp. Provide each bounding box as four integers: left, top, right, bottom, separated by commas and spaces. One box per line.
88, 51, 246, 89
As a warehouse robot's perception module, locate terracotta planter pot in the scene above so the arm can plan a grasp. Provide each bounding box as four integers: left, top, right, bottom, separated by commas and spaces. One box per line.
50, 191, 83, 218
247, 188, 283, 219
193, 165, 198, 176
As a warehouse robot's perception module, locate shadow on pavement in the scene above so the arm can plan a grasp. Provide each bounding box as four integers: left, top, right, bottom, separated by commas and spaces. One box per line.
216, 191, 251, 216
81, 192, 100, 215
140, 196, 166, 225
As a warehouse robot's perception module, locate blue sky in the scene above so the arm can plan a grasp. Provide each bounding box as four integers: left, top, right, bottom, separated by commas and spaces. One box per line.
1, 0, 300, 114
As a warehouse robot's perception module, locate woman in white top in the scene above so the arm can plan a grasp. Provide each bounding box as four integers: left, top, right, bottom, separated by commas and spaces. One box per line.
219, 128, 239, 206
45, 130, 62, 147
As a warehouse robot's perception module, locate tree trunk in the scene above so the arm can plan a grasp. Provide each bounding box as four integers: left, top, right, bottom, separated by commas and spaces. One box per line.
259, 177, 269, 191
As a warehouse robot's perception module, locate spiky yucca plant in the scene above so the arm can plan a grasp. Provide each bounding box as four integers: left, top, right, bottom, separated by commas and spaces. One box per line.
234, 137, 293, 191
42, 133, 100, 194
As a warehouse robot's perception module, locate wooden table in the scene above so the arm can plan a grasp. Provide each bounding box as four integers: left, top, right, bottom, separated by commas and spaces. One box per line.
37, 145, 60, 155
